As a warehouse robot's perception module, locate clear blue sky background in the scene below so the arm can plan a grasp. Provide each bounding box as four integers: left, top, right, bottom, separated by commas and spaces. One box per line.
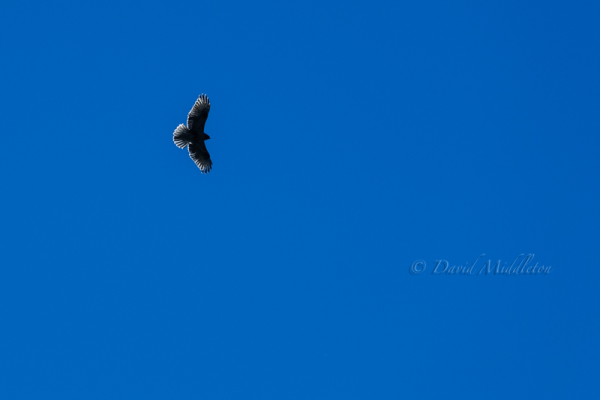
1, 1, 599, 398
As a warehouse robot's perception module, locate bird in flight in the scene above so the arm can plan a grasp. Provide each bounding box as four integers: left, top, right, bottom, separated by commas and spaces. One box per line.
173, 94, 213, 173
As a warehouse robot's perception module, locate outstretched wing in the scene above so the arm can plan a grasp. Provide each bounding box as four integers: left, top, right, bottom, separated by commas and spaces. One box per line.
187, 94, 210, 132
188, 141, 212, 173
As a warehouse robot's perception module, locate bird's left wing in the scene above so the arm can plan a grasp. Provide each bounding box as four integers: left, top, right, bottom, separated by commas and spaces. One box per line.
188, 141, 213, 173
187, 94, 210, 132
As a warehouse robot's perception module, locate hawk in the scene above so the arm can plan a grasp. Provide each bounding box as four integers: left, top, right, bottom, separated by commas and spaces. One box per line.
173, 94, 213, 173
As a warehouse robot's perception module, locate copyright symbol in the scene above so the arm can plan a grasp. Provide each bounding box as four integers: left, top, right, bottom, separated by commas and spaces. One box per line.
410, 260, 426, 275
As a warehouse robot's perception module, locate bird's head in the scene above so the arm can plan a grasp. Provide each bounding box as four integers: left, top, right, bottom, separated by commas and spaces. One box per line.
203, 133, 211, 140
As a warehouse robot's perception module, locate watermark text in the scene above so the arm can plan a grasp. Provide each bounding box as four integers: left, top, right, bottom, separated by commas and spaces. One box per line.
409, 254, 552, 276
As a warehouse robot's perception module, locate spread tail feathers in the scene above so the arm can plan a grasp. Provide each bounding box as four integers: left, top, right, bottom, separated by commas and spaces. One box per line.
173, 124, 192, 149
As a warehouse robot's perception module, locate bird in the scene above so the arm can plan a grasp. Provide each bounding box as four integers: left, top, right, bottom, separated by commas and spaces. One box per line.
173, 94, 213, 173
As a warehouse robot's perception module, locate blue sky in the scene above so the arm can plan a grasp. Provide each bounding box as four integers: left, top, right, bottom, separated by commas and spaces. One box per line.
1, 0, 599, 398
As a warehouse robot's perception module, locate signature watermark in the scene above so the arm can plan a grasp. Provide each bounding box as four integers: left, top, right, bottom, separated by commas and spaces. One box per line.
409, 254, 552, 276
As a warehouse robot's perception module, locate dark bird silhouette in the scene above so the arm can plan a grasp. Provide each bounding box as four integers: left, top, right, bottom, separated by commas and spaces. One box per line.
173, 94, 213, 173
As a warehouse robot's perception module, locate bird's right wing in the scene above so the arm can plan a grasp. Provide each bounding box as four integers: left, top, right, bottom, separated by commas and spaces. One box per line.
187, 94, 210, 132
188, 140, 213, 173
